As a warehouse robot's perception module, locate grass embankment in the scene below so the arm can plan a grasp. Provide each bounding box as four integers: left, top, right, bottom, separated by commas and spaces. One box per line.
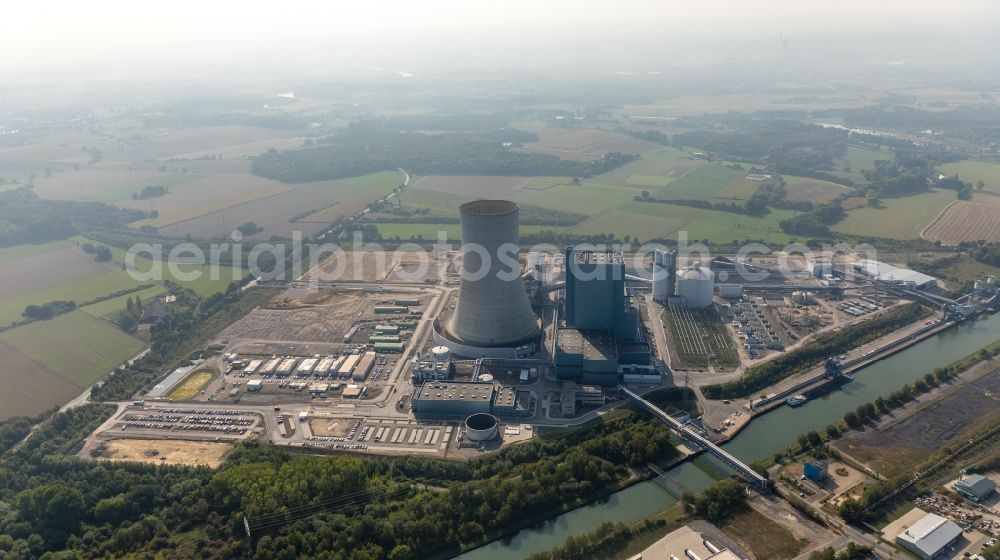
704, 303, 929, 399
166, 368, 217, 400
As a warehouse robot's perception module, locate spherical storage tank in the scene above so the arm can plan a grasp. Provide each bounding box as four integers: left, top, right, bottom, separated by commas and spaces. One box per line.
464, 413, 499, 442
677, 261, 714, 308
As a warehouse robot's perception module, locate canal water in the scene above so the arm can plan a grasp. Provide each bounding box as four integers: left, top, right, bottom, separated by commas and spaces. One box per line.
455, 312, 1000, 560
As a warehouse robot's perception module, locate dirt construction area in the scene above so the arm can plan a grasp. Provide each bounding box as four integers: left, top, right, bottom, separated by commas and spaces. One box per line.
309, 417, 361, 438
306, 250, 442, 283
91, 438, 235, 468
834, 367, 1000, 476
218, 288, 369, 343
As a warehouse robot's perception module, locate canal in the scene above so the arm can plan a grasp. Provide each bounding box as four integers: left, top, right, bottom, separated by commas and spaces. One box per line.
455, 312, 1000, 560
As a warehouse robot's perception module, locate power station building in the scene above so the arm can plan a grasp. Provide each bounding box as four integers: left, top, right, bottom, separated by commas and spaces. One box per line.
556, 247, 652, 385
433, 200, 540, 358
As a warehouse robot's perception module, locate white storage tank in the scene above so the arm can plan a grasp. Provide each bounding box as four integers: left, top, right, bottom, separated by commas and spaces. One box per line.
988, 276, 997, 290
431, 345, 451, 364
678, 261, 714, 308
464, 413, 499, 442
652, 264, 671, 302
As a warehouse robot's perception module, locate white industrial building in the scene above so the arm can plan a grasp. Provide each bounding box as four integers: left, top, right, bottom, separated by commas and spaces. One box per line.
894, 512, 963, 560
677, 261, 714, 308
851, 259, 937, 288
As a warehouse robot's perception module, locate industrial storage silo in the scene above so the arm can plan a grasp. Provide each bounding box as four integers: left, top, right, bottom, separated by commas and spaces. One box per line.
677, 261, 714, 308
652, 263, 670, 302
527, 252, 547, 286
447, 200, 539, 347
431, 345, 451, 364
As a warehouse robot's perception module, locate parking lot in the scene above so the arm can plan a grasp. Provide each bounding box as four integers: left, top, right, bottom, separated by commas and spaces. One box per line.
113, 408, 260, 436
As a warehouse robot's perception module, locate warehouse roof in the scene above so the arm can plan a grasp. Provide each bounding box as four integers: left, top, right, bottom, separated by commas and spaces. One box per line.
851, 259, 937, 287
895, 512, 963, 558
413, 381, 494, 403
955, 474, 995, 498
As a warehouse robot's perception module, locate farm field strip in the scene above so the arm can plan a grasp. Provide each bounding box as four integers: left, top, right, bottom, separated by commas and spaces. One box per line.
373, 223, 566, 241
782, 175, 852, 203
654, 164, 745, 200
0, 311, 146, 387
0, 269, 147, 326
0, 246, 120, 300
938, 159, 1000, 194
522, 182, 638, 214
125, 173, 296, 227
0, 240, 244, 326
923, 201, 1000, 244
831, 189, 956, 239
80, 285, 168, 318
0, 340, 81, 421
294, 170, 404, 200
0, 240, 74, 264
297, 192, 387, 223
33, 168, 204, 203
153, 188, 332, 240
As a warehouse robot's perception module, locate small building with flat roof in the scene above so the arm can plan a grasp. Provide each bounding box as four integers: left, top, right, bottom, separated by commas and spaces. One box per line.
954, 474, 995, 502
493, 386, 517, 415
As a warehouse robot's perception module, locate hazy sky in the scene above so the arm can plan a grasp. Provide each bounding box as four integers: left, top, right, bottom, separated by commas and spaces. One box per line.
4, 0, 998, 73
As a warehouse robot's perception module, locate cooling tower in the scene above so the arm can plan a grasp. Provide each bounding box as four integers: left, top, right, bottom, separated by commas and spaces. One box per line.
447, 200, 539, 347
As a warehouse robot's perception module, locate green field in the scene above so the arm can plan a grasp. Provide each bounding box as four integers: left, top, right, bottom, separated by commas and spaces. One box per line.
590, 146, 703, 187
0, 240, 73, 264
0, 269, 145, 326
73, 236, 246, 296
782, 175, 852, 203
83, 173, 205, 204
0, 238, 245, 326
522, 176, 572, 190
167, 368, 217, 400
569, 200, 798, 244
393, 187, 473, 219
0, 311, 146, 387
655, 164, 745, 200
625, 174, 674, 187
938, 160, 1000, 193
831, 189, 956, 239
522, 182, 638, 214
374, 223, 567, 241
80, 285, 168, 318
832, 146, 892, 184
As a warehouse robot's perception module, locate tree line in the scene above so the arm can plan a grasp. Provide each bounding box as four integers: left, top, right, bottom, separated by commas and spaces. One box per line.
0, 189, 149, 247
251, 128, 637, 183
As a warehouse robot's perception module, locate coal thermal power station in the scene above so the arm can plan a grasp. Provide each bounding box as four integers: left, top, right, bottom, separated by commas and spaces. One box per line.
434, 200, 540, 358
